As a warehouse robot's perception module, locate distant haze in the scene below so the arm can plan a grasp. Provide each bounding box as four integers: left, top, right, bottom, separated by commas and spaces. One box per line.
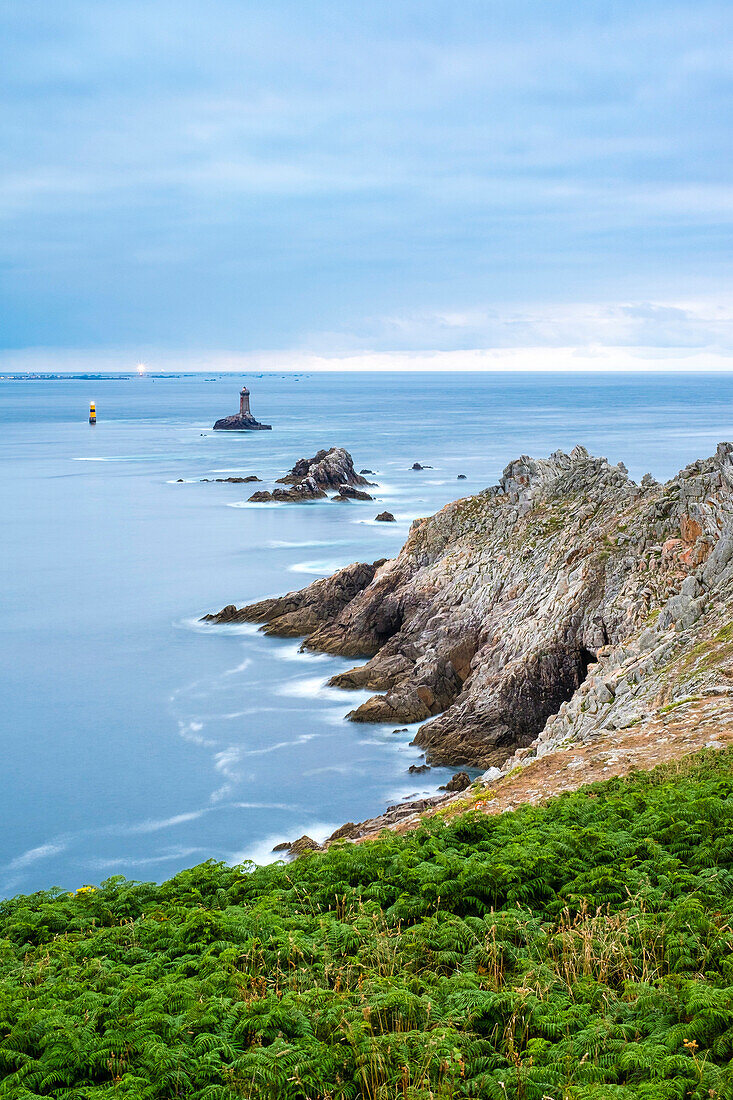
1, 0, 731, 372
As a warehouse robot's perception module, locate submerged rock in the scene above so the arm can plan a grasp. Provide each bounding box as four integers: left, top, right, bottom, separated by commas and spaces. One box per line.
201, 476, 261, 483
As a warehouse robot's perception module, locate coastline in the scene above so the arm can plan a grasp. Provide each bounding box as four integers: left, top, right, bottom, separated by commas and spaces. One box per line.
204, 441, 733, 856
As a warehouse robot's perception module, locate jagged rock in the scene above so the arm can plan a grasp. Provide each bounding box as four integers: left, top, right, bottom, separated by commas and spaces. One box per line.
325, 822, 360, 843
289, 835, 324, 856
411, 462, 433, 470
332, 484, 374, 501
323, 794, 452, 844
375, 511, 396, 522
210, 442, 733, 773
360, 469, 375, 475
457, 474, 467, 480
440, 771, 471, 792
201, 559, 388, 636
249, 448, 372, 503
408, 763, 431, 774
278, 449, 372, 489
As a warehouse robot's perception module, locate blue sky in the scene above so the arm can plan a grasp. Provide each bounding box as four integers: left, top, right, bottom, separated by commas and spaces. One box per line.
1, 0, 731, 370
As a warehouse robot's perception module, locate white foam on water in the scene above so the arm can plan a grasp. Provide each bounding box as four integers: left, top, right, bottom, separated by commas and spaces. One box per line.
228, 500, 285, 509
223, 656, 252, 676
217, 706, 280, 718
230, 821, 340, 867
88, 846, 207, 871
268, 539, 343, 549
279, 675, 372, 706
368, 481, 400, 497
272, 641, 329, 663
182, 617, 261, 636
302, 763, 361, 777
127, 809, 210, 834
177, 720, 216, 747
239, 733, 318, 757
288, 558, 347, 576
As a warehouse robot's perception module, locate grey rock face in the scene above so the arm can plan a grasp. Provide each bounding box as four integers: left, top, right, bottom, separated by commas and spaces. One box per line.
209, 443, 733, 771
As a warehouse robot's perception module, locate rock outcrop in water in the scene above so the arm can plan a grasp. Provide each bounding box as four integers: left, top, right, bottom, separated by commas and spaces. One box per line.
247, 448, 373, 503
207, 443, 733, 776
213, 384, 272, 431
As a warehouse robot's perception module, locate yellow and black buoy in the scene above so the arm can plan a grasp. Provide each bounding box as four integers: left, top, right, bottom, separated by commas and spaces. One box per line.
89, 401, 96, 424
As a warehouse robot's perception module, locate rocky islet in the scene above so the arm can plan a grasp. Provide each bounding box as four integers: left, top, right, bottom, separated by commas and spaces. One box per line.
247, 447, 375, 503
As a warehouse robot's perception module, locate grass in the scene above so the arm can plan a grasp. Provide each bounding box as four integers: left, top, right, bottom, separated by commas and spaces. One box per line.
3, 750, 733, 1097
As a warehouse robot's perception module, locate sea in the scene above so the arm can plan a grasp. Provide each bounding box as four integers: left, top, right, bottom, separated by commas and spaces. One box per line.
2, 370, 732, 896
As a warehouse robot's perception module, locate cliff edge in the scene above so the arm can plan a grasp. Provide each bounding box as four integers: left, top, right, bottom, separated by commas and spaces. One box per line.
206, 443, 733, 773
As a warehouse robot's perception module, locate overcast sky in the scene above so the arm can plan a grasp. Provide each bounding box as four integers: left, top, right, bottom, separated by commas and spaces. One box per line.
1, 0, 731, 371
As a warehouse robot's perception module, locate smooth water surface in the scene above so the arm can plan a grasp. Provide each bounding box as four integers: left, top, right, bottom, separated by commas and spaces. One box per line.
1, 371, 732, 894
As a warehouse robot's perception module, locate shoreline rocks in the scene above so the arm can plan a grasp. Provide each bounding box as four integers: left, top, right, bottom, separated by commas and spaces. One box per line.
375, 511, 396, 522
208, 442, 733, 778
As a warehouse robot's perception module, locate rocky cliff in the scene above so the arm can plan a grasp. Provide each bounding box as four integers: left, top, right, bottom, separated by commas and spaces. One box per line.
206, 443, 733, 773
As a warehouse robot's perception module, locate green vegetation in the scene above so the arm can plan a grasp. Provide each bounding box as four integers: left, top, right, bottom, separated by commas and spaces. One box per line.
4, 752, 733, 1098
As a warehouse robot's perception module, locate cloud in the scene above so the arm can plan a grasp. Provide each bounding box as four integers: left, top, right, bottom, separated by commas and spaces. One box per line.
0, 0, 731, 351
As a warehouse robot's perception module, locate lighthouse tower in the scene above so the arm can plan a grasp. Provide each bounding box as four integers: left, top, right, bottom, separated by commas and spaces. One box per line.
213, 380, 271, 430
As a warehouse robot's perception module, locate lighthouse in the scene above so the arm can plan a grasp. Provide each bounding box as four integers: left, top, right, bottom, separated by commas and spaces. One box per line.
212, 381, 272, 431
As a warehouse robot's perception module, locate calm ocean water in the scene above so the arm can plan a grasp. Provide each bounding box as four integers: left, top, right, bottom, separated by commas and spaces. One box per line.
1, 370, 732, 895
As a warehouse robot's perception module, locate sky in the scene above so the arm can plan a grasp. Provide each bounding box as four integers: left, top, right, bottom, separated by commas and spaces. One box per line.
1, 0, 731, 371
